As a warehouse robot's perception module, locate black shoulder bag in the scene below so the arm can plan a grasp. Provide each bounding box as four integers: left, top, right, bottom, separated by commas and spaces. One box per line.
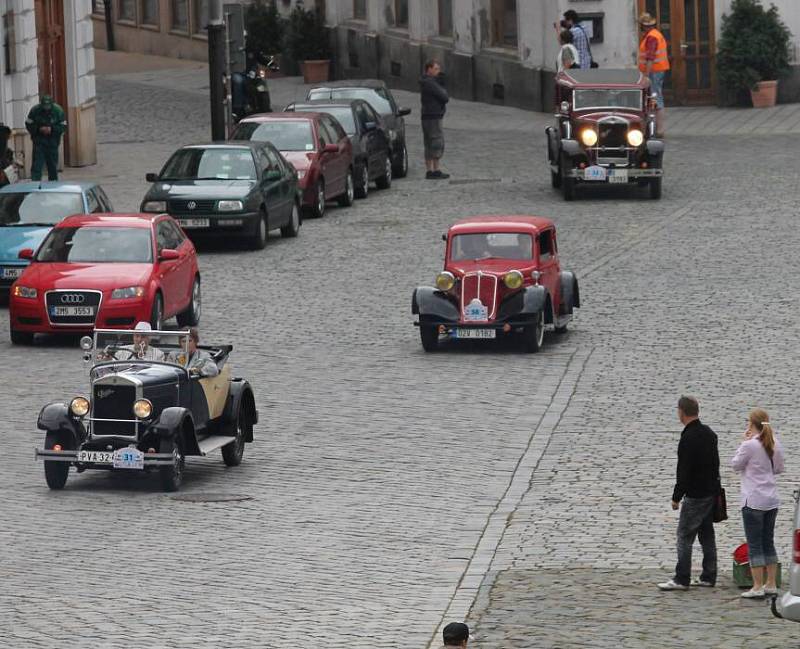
713, 479, 728, 523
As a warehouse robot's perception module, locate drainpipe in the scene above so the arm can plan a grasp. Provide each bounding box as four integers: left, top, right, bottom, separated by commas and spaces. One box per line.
104, 1, 115, 51
208, 0, 226, 141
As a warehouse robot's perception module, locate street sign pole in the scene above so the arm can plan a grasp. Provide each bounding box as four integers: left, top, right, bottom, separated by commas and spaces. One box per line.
208, 0, 226, 141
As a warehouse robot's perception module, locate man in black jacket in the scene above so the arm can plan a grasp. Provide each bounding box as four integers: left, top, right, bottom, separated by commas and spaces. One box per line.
420, 60, 449, 179
658, 396, 720, 590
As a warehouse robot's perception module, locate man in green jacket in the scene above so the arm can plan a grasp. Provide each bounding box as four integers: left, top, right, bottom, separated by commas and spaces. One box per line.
26, 95, 66, 181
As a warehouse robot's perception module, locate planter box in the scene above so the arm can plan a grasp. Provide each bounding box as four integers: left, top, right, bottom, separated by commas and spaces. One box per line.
732, 561, 782, 588
302, 60, 330, 84
750, 80, 778, 108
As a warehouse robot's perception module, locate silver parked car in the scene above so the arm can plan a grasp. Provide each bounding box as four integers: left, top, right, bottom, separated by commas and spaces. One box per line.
773, 490, 800, 620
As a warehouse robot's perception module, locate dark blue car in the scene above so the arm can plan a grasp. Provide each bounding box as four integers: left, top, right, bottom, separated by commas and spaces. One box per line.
0, 181, 113, 298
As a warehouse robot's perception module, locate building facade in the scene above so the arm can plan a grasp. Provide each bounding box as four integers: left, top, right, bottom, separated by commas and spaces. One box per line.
325, 0, 800, 109
0, 0, 97, 172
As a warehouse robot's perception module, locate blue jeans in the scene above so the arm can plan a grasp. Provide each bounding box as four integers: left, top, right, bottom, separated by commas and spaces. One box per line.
674, 496, 717, 586
742, 506, 778, 567
649, 71, 666, 109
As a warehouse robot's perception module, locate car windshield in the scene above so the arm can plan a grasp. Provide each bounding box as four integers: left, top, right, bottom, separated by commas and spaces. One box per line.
91, 330, 191, 369
574, 89, 641, 110
0, 191, 84, 226
160, 148, 256, 180
309, 88, 393, 115
296, 106, 356, 134
36, 226, 153, 263
232, 121, 315, 151
451, 233, 533, 261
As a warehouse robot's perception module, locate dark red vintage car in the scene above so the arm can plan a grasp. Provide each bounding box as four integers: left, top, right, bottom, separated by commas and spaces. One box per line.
412, 216, 580, 353
9, 213, 200, 344
546, 69, 664, 200
231, 112, 355, 218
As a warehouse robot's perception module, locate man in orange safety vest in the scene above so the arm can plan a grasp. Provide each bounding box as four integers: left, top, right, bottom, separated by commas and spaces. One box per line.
638, 12, 670, 137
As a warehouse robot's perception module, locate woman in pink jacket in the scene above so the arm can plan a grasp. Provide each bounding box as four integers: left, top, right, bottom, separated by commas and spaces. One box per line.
732, 408, 785, 598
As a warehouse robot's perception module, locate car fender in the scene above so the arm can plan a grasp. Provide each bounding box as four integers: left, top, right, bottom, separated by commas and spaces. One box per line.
151, 407, 200, 455
646, 140, 665, 156
412, 286, 460, 322
37, 401, 85, 447
558, 271, 580, 314
560, 139, 583, 157
224, 379, 257, 441
520, 285, 548, 316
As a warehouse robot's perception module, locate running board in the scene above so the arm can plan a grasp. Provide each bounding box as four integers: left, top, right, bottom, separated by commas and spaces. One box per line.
197, 436, 236, 456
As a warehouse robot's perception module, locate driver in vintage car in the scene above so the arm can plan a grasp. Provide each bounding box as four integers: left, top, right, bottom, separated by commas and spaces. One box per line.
172, 327, 219, 378
108, 321, 165, 361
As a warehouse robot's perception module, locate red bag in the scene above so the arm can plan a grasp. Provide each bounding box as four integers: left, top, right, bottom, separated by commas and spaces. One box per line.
734, 543, 749, 565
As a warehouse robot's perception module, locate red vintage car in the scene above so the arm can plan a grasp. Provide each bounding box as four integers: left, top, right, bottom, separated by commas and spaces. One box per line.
231, 112, 355, 218
9, 213, 200, 344
412, 216, 580, 352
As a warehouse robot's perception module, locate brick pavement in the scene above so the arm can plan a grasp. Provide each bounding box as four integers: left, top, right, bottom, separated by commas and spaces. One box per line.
2, 54, 800, 648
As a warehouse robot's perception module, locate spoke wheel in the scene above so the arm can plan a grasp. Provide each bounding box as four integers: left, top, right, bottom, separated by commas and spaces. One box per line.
522, 310, 545, 353
159, 435, 185, 492
222, 408, 249, 467
43, 431, 69, 490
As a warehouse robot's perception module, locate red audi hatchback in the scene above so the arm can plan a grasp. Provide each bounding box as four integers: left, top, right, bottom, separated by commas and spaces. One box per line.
9, 213, 200, 344
231, 112, 355, 218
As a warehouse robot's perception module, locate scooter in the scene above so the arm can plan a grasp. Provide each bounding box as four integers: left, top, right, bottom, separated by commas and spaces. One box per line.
232, 56, 279, 123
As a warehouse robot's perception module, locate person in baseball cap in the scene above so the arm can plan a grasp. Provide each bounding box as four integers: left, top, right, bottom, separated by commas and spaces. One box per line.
442, 622, 470, 647
116, 321, 165, 361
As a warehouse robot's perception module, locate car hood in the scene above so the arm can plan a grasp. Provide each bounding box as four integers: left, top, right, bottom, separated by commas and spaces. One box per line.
0, 225, 52, 263
280, 151, 317, 171
146, 180, 255, 199
20, 262, 153, 290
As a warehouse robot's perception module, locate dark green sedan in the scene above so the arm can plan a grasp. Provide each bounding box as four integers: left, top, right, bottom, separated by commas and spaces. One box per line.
141, 142, 301, 249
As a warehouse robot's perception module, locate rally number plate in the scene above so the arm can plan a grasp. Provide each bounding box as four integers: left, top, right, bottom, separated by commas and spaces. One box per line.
609, 169, 629, 184
1, 267, 23, 279
455, 328, 496, 339
51, 306, 95, 317
113, 447, 144, 470
180, 218, 210, 229
78, 450, 113, 464
584, 165, 607, 181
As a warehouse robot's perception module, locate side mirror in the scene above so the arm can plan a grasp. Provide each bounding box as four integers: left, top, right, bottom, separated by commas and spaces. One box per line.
560, 101, 570, 115
397, 107, 411, 117
18, 248, 34, 260
363, 121, 377, 132
323, 143, 339, 154
80, 335, 93, 351
159, 248, 180, 261
146, 172, 158, 182
441, 233, 447, 242
264, 169, 282, 181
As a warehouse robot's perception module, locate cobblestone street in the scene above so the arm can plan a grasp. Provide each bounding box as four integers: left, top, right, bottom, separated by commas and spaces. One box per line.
2, 52, 800, 648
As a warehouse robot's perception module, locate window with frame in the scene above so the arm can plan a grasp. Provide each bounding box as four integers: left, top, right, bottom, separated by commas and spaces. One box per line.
490, 0, 518, 48
353, 0, 366, 20
118, 0, 136, 22
92, 1, 105, 15
193, 0, 209, 34
171, 0, 188, 31
391, 0, 408, 28
438, 0, 453, 37
140, 0, 158, 25
539, 230, 554, 259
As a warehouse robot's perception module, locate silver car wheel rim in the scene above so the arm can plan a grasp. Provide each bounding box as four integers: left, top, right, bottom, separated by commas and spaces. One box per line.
318, 185, 325, 214
347, 174, 354, 201
292, 204, 299, 229
259, 216, 267, 241
362, 166, 369, 193
386, 159, 392, 180
193, 280, 201, 320
537, 312, 544, 347
402, 146, 408, 174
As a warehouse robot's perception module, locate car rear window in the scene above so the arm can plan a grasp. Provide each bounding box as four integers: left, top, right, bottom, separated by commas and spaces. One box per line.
232, 120, 315, 151
295, 106, 356, 135
574, 89, 641, 110
0, 192, 84, 226
36, 226, 153, 263
451, 233, 533, 261
160, 148, 256, 180
310, 88, 393, 116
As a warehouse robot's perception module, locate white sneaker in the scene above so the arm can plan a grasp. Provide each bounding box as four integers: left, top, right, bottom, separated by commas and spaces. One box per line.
741, 588, 765, 599
658, 579, 689, 591
691, 578, 715, 587
764, 587, 779, 596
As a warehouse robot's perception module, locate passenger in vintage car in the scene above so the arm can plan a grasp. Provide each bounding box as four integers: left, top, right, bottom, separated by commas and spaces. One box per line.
177, 327, 219, 378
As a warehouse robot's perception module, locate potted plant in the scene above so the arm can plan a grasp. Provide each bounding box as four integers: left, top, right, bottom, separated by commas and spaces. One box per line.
245, 1, 286, 76
716, 0, 791, 108
285, 5, 331, 84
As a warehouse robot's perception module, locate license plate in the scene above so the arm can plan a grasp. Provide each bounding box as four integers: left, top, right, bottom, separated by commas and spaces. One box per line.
51, 306, 94, 316
609, 169, 629, 184
180, 218, 210, 229
455, 328, 496, 339
113, 447, 144, 470
584, 165, 607, 181
1, 267, 23, 279
78, 450, 113, 464
219, 219, 243, 227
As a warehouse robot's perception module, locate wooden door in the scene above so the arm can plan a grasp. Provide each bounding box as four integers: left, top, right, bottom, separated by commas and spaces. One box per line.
33, 0, 70, 162
638, 0, 716, 105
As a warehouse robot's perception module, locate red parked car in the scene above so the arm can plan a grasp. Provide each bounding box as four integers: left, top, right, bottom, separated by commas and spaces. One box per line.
412, 216, 580, 353
231, 112, 355, 218
9, 213, 201, 344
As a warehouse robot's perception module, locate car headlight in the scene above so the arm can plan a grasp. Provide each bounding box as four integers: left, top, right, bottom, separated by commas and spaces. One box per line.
627, 129, 644, 147
13, 285, 37, 298
217, 200, 244, 212
296, 170, 307, 180
503, 270, 524, 289
70, 396, 90, 417
111, 286, 145, 299
435, 271, 456, 291
580, 128, 598, 147
132, 399, 153, 419
142, 200, 166, 212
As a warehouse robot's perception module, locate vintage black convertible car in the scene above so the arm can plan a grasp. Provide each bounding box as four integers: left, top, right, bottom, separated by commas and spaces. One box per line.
35, 329, 258, 491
